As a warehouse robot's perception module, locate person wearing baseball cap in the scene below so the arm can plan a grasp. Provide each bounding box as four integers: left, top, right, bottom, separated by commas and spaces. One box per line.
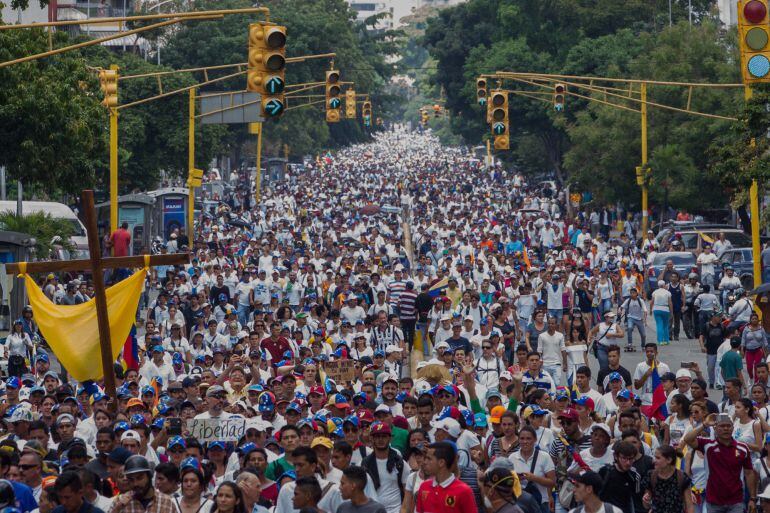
572, 471, 624, 513
682, 412, 757, 510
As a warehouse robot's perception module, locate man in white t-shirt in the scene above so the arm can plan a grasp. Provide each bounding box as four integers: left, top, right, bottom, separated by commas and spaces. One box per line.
697, 245, 719, 287
633, 343, 670, 406
538, 317, 566, 386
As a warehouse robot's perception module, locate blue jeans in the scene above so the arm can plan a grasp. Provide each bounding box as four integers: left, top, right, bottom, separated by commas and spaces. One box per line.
764, 267, 770, 284
548, 309, 563, 323
704, 503, 744, 513
237, 303, 250, 326
654, 310, 671, 343
595, 344, 609, 374
543, 363, 562, 386
599, 298, 613, 315
627, 317, 646, 347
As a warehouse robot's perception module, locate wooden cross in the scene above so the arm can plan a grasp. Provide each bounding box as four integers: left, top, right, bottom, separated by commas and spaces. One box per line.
4, 190, 190, 408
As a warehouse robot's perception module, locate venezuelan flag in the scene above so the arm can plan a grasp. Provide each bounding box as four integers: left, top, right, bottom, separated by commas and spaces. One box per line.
428, 277, 449, 299
567, 369, 580, 402
643, 361, 669, 421
122, 325, 139, 372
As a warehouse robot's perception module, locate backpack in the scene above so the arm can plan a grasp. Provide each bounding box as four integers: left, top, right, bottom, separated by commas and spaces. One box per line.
521, 448, 543, 503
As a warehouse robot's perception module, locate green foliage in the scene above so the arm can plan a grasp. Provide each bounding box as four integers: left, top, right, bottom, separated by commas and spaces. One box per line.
423, 0, 741, 210
0, 210, 74, 258
0, 28, 107, 195
161, 0, 399, 159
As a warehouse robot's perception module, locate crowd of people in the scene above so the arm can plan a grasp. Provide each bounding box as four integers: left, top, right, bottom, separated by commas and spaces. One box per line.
3, 128, 769, 513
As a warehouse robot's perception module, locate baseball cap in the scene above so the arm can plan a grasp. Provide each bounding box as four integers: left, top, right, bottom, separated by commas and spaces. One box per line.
473, 413, 488, 428
489, 405, 506, 424
574, 396, 595, 411
572, 471, 604, 492
591, 423, 612, 438
126, 398, 145, 410
432, 418, 462, 438
370, 422, 391, 435
557, 408, 579, 421
310, 437, 333, 449
168, 436, 186, 450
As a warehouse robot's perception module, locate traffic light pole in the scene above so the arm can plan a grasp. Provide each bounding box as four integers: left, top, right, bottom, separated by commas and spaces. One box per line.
109, 63, 120, 238
640, 82, 649, 246
250, 122, 263, 205
188, 88, 196, 239
746, 85, 763, 288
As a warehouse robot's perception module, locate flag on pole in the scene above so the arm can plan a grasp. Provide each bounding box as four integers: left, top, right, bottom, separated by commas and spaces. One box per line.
521, 247, 531, 270
428, 277, 449, 298
567, 369, 580, 402
122, 325, 139, 371
645, 361, 669, 421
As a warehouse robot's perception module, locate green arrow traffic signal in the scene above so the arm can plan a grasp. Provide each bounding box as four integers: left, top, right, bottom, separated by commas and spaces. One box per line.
264, 98, 284, 117
493, 122, 506, 135
330, 98, 341, 109
265, 76, 285, 95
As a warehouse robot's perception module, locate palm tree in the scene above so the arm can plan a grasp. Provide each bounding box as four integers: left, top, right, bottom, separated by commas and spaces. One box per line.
0, 210, 75, 259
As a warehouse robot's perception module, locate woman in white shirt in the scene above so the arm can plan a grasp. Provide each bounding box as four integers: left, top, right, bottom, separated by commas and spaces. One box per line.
650, 280, 673, 346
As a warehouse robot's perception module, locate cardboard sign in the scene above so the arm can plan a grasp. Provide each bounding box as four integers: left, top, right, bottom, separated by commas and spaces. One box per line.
324, 359, 356, 382
187, 417, 246, 442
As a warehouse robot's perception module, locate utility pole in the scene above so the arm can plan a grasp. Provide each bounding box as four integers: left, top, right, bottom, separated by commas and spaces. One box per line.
0, 167, 6, 201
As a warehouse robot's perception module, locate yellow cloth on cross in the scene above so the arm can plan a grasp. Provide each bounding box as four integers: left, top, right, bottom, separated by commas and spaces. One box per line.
22, 269, 146, 382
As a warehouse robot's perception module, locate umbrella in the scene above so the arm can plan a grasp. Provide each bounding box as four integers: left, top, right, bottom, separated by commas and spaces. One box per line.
360, 204, 380, 215
750, 283, 770, 296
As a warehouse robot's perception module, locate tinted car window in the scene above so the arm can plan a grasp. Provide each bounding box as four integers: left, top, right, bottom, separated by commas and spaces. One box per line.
652, 253, 696, 266
681, 233, 698, 249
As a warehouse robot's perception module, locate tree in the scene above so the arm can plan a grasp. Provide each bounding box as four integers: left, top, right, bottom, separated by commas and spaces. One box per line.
161, 0, 399, 159
0, 210, 74, 258
0, 28, 107, 195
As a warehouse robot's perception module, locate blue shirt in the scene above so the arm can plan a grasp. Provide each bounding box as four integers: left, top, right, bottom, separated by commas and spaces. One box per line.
10, 481, 37, 512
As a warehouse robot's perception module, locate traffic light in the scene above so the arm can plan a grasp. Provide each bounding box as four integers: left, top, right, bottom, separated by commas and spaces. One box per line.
99, 67, 119, 108
247, 22, 287, 118
553, 83, 566, 111
362, 100, 372, 126
188, 168, 204, 188
738, 0, 770, 83
325, 70, 342, 123
420, 108, 429, 126
345, 89, 356, 119
489, 90, 509, 151
476, 78, 487, 107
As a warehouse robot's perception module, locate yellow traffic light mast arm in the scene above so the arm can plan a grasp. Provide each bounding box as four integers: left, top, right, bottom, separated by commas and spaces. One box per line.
0, 7, 270, 30
286, 99, 326, 111
117, 68, 247, 110
495, 73, 739, 121
0, 17, 209, 69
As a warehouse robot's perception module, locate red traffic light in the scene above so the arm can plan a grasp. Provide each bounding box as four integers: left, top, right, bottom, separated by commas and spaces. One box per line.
745, 0, 767, 23
555, 84, 566, 94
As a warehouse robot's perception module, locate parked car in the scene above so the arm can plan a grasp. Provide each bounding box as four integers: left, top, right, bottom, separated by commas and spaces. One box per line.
653, 226, 751, 254
715, 248, 755, 289
645, 251, 698, 293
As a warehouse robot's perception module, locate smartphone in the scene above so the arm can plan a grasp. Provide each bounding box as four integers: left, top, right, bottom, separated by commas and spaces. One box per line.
166, 417, 182, 436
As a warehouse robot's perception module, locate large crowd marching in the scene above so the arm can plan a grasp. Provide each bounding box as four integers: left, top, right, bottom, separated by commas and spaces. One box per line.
1, 128, 767, 513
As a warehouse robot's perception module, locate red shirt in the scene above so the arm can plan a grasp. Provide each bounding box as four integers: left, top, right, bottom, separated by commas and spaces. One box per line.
415, 475, 477, 513
697, 436, 752, 505
111, 228, 131, 256
260, 336, 292, 361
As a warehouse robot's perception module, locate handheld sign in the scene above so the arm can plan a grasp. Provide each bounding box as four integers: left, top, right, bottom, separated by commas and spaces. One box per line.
325, 359, 356, 382
187, 418, 246, 442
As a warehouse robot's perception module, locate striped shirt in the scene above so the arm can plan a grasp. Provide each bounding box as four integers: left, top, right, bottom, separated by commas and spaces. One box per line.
398, 290, 418, 320
388, 280, 406, 307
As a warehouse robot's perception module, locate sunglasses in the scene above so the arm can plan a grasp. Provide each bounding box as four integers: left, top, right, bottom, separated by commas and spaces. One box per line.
19, 464, 38, 470
343, 427, 358, 433
482, 346, 492, 350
